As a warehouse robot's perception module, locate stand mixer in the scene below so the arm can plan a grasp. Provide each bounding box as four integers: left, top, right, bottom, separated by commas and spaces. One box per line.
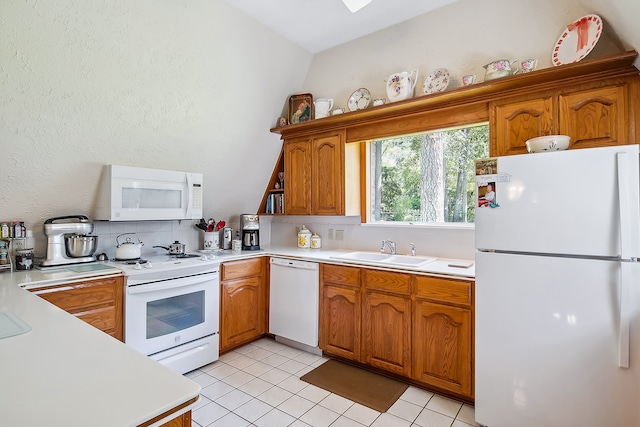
40, 215, 97, 267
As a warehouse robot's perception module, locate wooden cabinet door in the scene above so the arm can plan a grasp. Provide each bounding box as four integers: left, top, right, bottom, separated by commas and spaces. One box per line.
490, 95, 555, 156
220, 276, 265, 351
558, 84, 629, 150
320, 284, 361, 361
284, 139, 312, 215
362, 291, 411, 376
31, 276, 123, 340
413, 300, 472, 397
312, 134, 344, 215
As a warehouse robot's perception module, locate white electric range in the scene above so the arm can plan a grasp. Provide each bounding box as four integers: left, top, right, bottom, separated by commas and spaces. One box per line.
108, 253, 221, 374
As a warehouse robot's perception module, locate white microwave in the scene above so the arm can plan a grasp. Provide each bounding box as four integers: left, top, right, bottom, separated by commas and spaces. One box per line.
94, 165, 203, 221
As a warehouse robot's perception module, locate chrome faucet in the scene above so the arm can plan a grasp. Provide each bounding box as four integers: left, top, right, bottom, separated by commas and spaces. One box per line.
410, 243, 416, 256
380, 239, 396, 255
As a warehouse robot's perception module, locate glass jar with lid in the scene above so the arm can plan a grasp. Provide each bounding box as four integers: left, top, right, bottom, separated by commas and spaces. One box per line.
15, 248, 34, 270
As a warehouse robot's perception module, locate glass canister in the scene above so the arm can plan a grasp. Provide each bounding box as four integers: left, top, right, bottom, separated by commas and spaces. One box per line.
310, 232, 322, 249
0, 248, 8, 265
297, 225, 312, 248
15, 248, 34, 270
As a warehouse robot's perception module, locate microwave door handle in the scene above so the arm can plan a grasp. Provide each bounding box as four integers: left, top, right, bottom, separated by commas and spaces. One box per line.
185, 173, 193, 218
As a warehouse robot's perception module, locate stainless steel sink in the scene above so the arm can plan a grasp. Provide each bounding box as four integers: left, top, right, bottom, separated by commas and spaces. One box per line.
331, 251, 437, 268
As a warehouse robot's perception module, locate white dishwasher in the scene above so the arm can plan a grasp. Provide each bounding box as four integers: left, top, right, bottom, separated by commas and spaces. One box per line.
269, 257, 320, 349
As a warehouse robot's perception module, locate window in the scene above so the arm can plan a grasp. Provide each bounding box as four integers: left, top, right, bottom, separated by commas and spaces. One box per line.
368, 123, 489, 224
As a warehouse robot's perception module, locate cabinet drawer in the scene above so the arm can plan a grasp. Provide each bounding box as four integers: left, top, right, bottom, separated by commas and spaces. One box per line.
414, 276, 472, 306
222, 258, 263, 280
31, 278, 120, 313
364, 269, 411, 295
322, 264, 360, 287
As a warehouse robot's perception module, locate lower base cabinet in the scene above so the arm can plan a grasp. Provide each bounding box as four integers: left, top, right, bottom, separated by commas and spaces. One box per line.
320, 265, 361, 360
361, 268, 412, 377
220, 258, 266, 352
320, 264, 474, 400
412, 300, 472, 396
29, 275, 124, 340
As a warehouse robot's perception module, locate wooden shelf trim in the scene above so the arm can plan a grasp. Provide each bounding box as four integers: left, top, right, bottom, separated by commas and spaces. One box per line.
271, 51, 638, 142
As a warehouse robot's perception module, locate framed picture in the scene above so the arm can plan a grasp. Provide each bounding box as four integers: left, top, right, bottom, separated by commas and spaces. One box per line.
288, 93, 313, 124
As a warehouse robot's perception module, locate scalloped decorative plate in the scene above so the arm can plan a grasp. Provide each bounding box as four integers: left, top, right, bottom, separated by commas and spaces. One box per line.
347, 88, 372, 111
552, 14, 602, 66
423, 68, 450, 94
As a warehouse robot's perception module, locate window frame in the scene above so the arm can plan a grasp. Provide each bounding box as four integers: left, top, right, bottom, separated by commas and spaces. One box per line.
363, 122, 489, 226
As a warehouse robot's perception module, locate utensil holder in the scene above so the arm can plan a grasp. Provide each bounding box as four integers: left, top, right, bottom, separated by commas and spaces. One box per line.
204, 231, 220, 250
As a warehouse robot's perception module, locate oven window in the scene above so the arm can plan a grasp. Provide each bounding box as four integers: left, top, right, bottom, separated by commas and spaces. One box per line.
146, 290, 205, 339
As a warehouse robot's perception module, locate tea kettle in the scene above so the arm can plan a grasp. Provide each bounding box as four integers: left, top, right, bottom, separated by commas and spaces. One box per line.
386, 69, 419, 102
115, 233, 144, 260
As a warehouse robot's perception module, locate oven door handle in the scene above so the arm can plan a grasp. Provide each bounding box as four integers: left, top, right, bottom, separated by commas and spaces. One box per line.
127, 274, 218, 295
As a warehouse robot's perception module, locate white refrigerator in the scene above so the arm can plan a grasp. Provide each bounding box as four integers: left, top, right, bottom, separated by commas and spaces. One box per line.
474, 145, 640, 427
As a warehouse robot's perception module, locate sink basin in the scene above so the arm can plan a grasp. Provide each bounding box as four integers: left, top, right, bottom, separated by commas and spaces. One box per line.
331, 252, 437, 268
333, 252, 392, 262
383, 255, 437, 266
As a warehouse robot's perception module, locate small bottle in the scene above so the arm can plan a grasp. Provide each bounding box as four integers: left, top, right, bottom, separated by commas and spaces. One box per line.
0, 223, 9, 239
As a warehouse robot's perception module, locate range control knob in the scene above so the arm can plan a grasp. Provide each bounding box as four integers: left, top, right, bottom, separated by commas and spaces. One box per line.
133, 262, 142, 270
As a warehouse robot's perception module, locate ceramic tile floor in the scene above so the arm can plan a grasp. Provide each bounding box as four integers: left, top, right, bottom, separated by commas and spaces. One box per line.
185, 338, 479, 427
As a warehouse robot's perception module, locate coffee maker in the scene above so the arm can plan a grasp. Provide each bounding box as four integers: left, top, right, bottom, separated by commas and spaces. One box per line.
240, 214, 260, 250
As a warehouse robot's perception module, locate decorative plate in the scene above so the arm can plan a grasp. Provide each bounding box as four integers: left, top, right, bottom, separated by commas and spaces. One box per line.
423, 68, 450, 94
552, 14, 602, 66
347, 88, 372, 111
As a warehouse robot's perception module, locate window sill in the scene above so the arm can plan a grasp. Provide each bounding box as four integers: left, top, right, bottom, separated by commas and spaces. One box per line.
362, 221, 475, 231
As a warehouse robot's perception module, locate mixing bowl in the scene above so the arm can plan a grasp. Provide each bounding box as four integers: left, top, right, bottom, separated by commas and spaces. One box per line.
525, 135, 570, 153
65, 234, 98, 257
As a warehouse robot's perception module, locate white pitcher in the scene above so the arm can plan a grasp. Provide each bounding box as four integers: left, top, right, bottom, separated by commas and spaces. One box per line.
386, 69, 419, 102
314, 98, 334, 119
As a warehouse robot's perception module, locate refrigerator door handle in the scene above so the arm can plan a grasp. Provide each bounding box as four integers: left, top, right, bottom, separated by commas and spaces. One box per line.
619, 262, 634, 368
616, 152, 632, 259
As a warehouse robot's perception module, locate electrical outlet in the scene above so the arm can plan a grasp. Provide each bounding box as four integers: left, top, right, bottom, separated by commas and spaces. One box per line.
335, 229, 344, 240
328, 229, 334, 240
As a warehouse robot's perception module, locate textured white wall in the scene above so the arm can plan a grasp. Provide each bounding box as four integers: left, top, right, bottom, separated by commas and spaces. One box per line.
0, 0, 311, 252
2, 0, 639, 260
301, 0, 637, 105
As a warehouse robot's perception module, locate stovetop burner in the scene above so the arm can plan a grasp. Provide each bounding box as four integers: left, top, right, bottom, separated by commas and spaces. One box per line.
172, 254, 200, 259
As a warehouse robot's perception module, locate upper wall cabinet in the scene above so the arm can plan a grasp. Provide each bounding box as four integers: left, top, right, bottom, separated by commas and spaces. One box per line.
283, 130, 361, 216
490, 78, 634, 155
266, 51, 640, 215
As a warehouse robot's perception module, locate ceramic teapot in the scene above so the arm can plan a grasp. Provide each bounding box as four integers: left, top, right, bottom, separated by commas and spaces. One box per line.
483, 59, 518, 81
386, 69, 419, 102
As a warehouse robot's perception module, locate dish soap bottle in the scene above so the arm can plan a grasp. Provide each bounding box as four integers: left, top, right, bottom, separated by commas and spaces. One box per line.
297, 225, 312, 248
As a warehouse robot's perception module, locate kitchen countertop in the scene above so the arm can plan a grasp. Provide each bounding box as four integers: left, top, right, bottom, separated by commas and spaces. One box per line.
0, 245, 471, 425
209, 246, 475, 279
0, 266, 200, 427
